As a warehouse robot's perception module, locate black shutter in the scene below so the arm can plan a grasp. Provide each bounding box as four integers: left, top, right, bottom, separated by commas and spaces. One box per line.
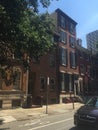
66, 49, 68, 66
70, 52, 72, 68
59, 47, 62, 65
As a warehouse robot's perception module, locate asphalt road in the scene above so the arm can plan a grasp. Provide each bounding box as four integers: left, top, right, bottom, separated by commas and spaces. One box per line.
0, 111, 97, 130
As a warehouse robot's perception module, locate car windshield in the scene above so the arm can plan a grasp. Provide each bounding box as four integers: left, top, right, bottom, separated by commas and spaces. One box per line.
86, 97, 98, 107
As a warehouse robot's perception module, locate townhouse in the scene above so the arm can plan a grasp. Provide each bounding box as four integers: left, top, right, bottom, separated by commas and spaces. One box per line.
26, 9, 98, 104
0, 8, 98, 109
76, 45, 91, 96
50, 9, 79, 103
76, 44, 98, 96
28, 8, 79, 105
0, 58, 27, 109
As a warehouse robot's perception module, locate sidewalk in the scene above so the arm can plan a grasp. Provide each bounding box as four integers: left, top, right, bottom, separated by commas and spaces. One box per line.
0, 102, 83, 123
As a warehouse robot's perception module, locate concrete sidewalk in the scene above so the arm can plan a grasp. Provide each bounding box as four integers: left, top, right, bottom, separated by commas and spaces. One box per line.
0, 102, 83, 123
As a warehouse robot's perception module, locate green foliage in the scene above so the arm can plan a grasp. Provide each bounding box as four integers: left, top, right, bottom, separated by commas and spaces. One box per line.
0, 0, 56, 60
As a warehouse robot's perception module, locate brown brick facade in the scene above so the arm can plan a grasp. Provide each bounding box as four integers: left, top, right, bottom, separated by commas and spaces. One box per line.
1, 8, 98, 109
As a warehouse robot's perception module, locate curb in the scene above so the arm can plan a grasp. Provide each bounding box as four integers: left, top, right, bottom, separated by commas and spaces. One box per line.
0, 103, 83, 124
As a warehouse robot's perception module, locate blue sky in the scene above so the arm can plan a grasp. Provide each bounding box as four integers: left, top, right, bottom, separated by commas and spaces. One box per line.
39, 0, 98, 48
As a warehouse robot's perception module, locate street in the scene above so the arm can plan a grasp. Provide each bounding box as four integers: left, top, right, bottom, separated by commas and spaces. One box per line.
0, 111, 97, 130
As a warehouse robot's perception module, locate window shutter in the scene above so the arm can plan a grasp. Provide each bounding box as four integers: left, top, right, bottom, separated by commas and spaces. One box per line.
75, 52, 78, 67
70, 52, 72, 68
66, 49, 68, 66
59, 47, 62, 65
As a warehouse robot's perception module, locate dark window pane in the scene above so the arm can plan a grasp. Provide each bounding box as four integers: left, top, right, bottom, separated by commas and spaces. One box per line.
50, 78, 55, 90
70, 52, 76, 68
40, 76, 46, 89
60, 15, 66, 28
60, 47, 68, 66
60, 30, 67, 44
69, 23, 75, 34
69, 36, 76, 48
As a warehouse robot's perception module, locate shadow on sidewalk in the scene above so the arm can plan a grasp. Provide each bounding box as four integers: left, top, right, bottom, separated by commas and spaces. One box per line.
0, 128, 10, 130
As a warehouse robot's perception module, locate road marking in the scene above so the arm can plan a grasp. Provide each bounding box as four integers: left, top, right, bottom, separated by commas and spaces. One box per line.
39, 121, 50, 125
28, 117, 73, 130
19, 119, 41, 127
24, 119, 40, 126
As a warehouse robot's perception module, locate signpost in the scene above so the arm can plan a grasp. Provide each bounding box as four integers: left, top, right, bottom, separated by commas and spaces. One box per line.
46, 77, 49, 114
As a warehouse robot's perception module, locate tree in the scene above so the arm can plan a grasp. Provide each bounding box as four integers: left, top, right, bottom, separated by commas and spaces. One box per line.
0, 0, 57, 61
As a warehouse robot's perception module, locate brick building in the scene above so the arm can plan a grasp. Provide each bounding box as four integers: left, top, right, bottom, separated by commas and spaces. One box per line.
76, 45, 91, 95
0, 59, 28, 109
76, 44, 98, 96
0, 8, 98, 109
90, 54, 98, 95
27, 9, 80, 105
28, 50, 59, 105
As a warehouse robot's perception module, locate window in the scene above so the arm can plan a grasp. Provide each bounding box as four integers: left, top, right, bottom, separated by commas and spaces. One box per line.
60, 73, 65, 91
93, 69, 97, 79
0, 66, 21, 89
60, 30, 67, 44
80, 64, 85, 74
87, 66, 90, 76
78, 51, 84, 59
69, 36, 76, 48
70, 51, 76, 68
84, 53, 90, 61
40, 75, 46, 90
60, 47, 68, 66
69, 23, 75, 34
13, 67, 21, 90
94, 59, 98, 66
60, 15, 66, 28
50, 78, 55, 90
60, 73, 70, 92
50, 54, 55, 67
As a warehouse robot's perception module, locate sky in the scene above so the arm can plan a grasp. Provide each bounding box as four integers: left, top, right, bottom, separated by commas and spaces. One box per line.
39, 0, 98, 48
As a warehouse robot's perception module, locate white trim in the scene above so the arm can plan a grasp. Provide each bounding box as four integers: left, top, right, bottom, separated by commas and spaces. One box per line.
60, 70, 66, 73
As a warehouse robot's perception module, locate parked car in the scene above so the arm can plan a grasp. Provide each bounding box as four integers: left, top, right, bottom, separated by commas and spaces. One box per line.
74, 97, 98, 129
